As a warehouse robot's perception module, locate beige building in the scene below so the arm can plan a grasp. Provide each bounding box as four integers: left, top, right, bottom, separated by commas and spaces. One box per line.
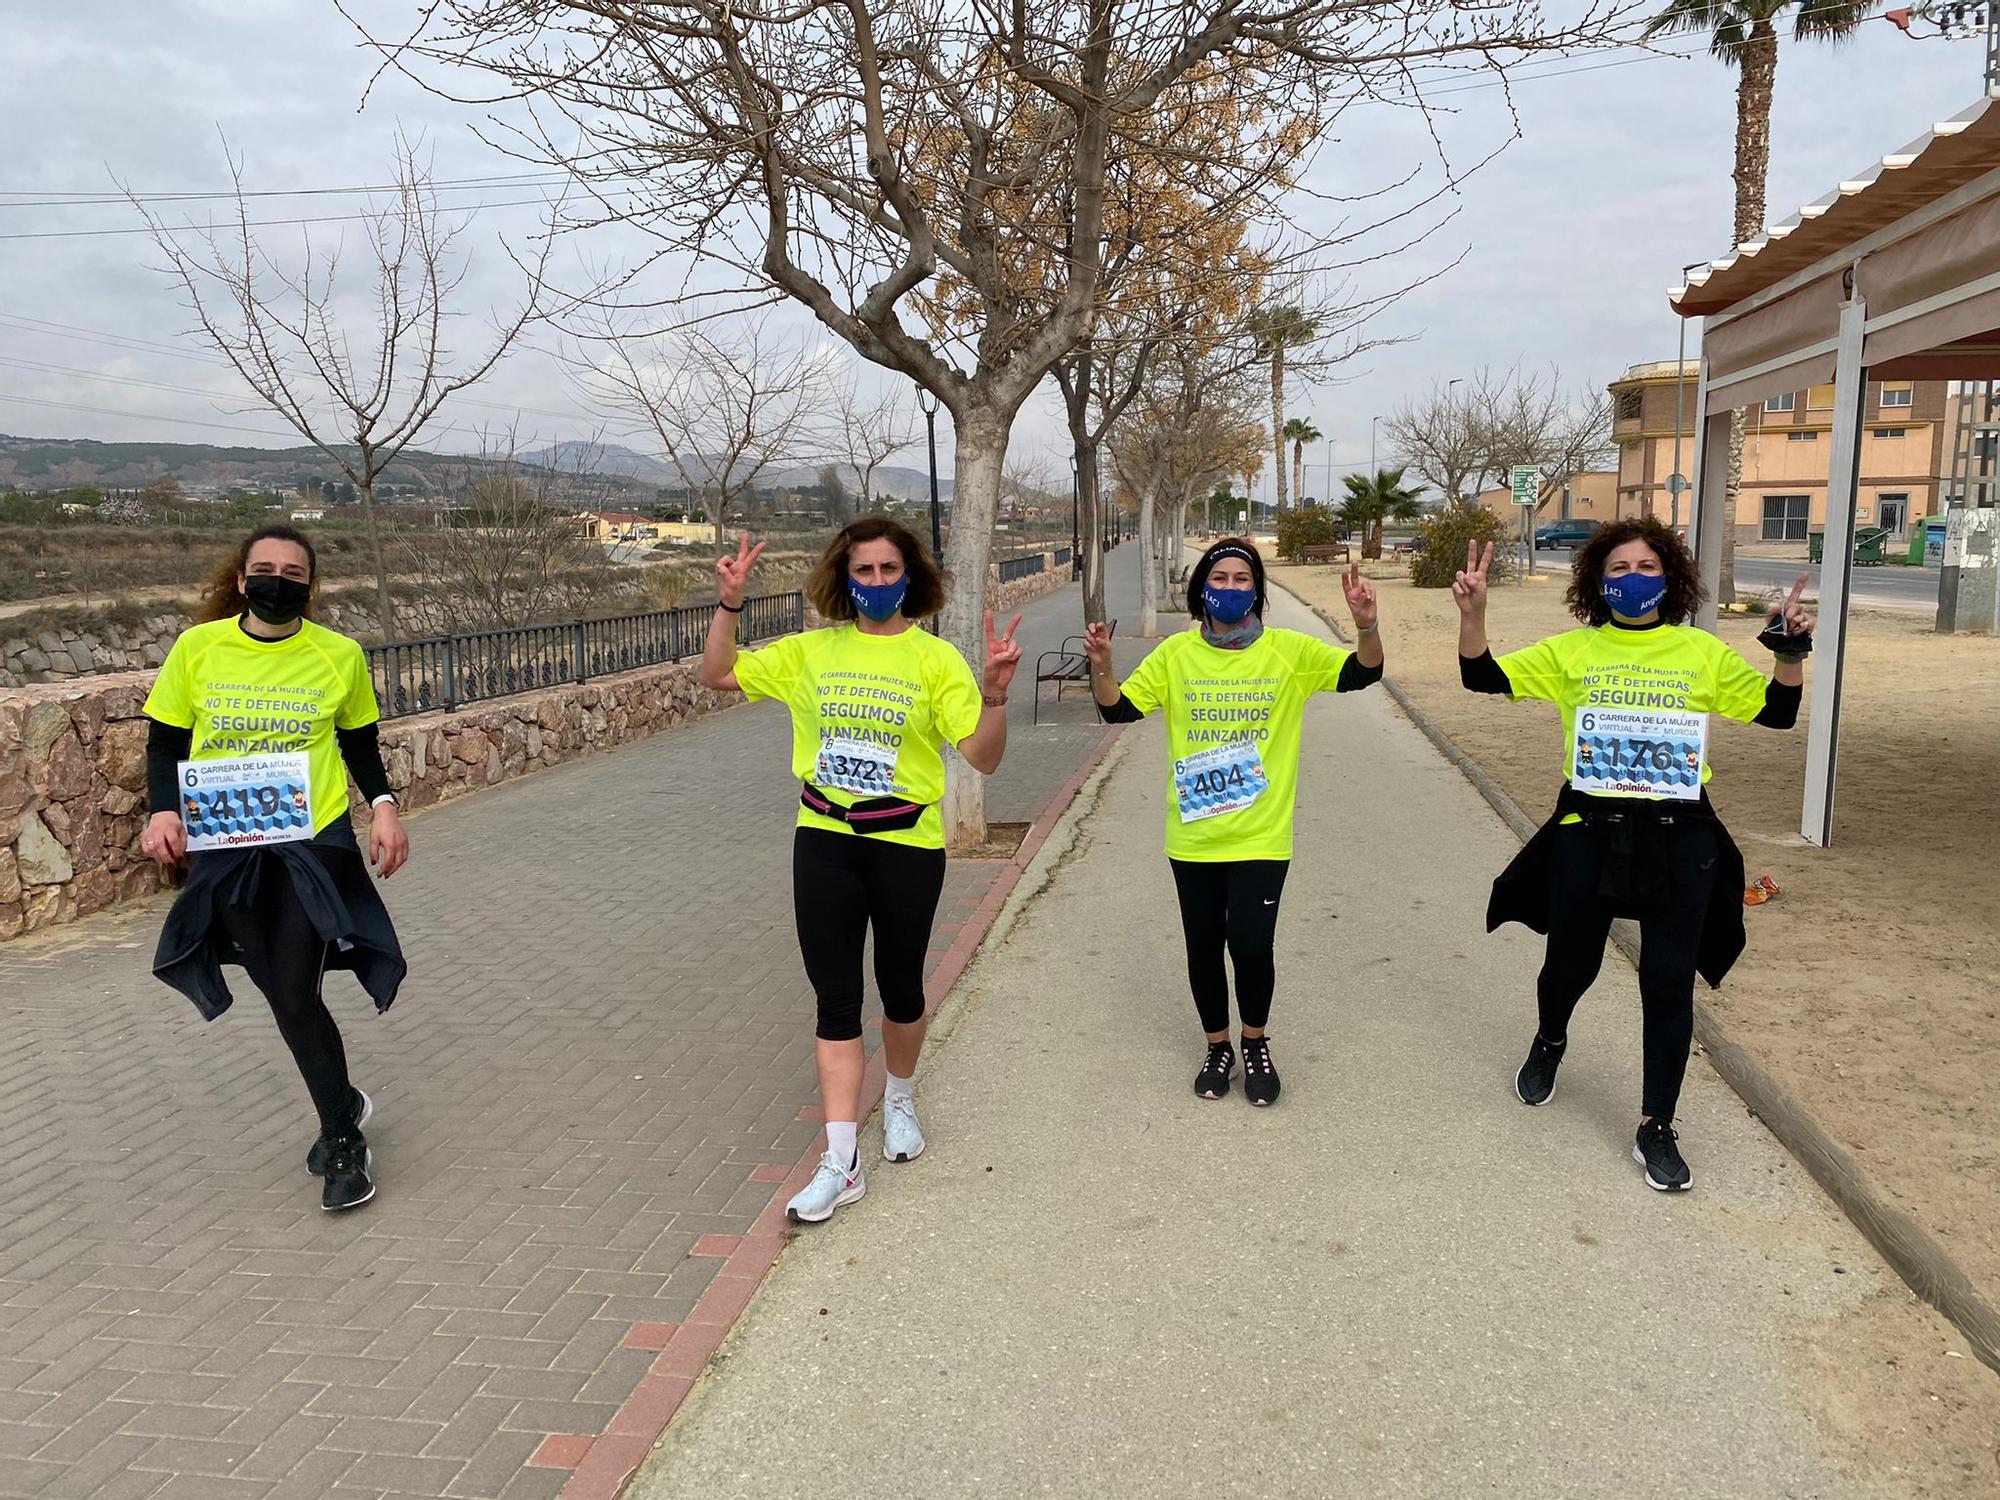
1607, 361, 1954, 542
1475, 469, 1618, 524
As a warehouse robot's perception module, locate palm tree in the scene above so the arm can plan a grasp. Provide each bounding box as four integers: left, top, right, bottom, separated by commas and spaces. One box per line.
1251, 306, 1318, 513
1339, 466, 1427, 560
1643, 0, 1870, 603
1284, 417, 1322, 506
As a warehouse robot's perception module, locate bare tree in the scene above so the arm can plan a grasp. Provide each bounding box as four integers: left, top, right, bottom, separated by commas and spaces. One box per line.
1386, 365, 1610, 512
575, 314, 829, 545
832, 385, 919, 513
134, 133, 550, 637
361, 0, 1634, 847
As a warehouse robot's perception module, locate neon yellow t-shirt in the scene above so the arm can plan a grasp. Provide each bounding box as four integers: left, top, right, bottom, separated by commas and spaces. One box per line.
143, 617, 381, 834
1496, 623, 1769, 798
1120, 626, 1351, 862
733, 623, 983, 851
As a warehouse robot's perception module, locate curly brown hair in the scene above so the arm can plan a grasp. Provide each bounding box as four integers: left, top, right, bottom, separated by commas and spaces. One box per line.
1564, 516, 1705, 626
195, 524, 319, 625
805, 515, 946, 622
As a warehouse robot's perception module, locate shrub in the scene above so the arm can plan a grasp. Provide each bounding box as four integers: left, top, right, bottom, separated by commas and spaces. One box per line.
1274, 503, 1338, 561
1410, 504, 1514, 588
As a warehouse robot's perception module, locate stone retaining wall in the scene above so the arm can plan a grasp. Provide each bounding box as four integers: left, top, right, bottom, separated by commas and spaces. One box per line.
0, 553, 1072, 940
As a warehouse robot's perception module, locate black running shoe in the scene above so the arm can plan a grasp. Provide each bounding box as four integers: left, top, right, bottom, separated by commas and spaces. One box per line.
1194, 1041, 1236, 1100
307, 1088, 373, 1176
1634, 1119, 1693, 1192
318, 1131, 376, 1212
1241, 1036, 1280, 1107
1514, 1035, 1566, 1107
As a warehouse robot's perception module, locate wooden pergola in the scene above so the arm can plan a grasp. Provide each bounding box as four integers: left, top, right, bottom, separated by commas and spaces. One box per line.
1673, 93, 2000, 847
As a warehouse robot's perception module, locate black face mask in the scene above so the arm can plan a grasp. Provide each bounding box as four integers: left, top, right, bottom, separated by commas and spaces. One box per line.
242, 574, 312, 626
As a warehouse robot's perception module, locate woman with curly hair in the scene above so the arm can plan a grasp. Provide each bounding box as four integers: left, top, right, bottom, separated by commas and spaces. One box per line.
1453, 517, 1811, 1191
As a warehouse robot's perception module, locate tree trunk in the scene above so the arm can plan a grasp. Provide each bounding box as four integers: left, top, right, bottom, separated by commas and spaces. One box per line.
1291, 441, 1305, 508
1137, 483, 1162, 636
1270, 350, 1288, 512
1717, 20, 1778, 610
1078, 447, 1106, 623
357, 475, 397, 640
937, 406, 1005, 851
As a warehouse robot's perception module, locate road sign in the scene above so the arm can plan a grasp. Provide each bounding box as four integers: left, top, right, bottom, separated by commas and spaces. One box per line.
1511, 466, 1540, 506
1666, 473, 1689, 495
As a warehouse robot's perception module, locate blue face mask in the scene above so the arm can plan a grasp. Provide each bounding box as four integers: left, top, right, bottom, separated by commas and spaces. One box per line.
849, 576, 909, 622
1602, 571, 1668, 619
1202, 584, 1256, 625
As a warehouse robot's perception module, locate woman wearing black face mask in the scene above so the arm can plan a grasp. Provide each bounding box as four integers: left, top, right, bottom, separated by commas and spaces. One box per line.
139, 525, 409, 1212
1083, 537, 1384, 1105
1453, 518, 1811, 1192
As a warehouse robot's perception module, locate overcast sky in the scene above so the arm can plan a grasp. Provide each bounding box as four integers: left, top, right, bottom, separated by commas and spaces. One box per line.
0, 2, 1980, 502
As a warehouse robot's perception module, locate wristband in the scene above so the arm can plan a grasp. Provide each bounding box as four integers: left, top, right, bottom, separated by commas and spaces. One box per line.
1355, 621, 1379, 636
717, 600, 745, 614
982, 692, 1008, 707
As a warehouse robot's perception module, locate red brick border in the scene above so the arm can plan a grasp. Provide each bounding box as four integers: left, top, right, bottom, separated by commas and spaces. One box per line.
556, 723, 1124, 1500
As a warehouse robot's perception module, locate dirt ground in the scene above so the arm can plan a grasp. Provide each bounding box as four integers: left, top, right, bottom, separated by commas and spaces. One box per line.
1272, 558, 2000, 1494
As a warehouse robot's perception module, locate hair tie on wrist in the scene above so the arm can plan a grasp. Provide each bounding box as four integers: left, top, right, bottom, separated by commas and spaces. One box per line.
717, 600, 745, 614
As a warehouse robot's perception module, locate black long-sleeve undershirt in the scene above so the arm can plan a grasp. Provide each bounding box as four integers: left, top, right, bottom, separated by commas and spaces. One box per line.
1095, 652, 1383, 723
146, 718, 393, 816
1457, 649, 1802, 728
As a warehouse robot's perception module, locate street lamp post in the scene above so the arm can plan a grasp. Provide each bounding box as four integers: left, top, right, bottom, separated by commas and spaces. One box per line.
916, 388, 942, 560
1368, 414, 1381, 477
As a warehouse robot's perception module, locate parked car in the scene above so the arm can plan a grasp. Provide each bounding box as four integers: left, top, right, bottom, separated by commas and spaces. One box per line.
1534, 519, 1602, 550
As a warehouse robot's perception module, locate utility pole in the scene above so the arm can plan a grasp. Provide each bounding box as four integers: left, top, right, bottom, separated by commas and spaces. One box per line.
916, 388, 942, 561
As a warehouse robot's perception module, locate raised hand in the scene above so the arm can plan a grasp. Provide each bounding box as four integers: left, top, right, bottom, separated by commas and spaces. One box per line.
1770, 571, 1813, 637
715, 534, 766, 607
1451, 540, 1493, 619
1082, 620, 1114, 671
1341, 561, 1378, 632
983, 609, 1024, 697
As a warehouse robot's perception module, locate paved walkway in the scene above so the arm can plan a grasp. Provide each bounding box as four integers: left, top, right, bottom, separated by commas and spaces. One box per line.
626, 581, 1911, 1500
0, 548, 1145, 1500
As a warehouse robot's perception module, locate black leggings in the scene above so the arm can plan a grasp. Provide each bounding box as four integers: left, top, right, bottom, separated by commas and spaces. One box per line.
793, 828, 947, 1043
1536, 819, 1719, 1122
1168, 858, 1290, 1034
210, 861, 354, 1134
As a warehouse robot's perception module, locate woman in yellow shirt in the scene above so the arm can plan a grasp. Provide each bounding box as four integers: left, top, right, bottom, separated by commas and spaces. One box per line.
1454, 517, 1811, 1192
1083, 537, 1383, 1106
699, 518, 1022, 1224
141, 525, 409, 1213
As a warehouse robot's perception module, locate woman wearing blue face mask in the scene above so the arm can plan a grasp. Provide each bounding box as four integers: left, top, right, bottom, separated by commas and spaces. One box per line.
1083, 537, 1384, 1105
1454, 517, 1812, 1192
698, 518, 1021, 1224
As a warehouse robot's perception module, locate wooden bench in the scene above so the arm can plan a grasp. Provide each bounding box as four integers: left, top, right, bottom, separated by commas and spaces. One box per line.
1300, 541, 1351, 564
1033, 619, 1117, 725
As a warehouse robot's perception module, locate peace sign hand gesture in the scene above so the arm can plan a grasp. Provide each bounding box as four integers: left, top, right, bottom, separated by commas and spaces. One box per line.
1452, 540, 1494, 621
715, 534, 765, 607
1341, 561, 1378, 633
983, 610, 1024, 698
1081, 620, 1114, 672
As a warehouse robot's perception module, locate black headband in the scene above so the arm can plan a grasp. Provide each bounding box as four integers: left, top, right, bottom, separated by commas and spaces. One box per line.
1204, 544, 1258, 571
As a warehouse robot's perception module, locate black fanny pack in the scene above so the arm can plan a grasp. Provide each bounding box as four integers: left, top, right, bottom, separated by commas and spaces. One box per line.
800, 782, 928, 834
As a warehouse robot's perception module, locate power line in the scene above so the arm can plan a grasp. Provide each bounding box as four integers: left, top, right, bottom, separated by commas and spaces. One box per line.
0, 392, 301, 439
0, 171, 568, 209
0, 195, 571, 243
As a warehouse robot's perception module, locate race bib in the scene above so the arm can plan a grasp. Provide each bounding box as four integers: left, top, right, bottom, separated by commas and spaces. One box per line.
816, 735, 897, 796
1570, 709, 1707, 801
179, 753, 315, 851
1174, 738, 1269, 823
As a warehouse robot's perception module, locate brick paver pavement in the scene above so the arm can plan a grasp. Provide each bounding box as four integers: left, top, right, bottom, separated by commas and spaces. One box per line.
0, 547, 1150, 1500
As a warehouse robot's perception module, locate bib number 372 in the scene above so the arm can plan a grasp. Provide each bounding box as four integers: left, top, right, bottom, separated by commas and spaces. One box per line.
179, 753, 314, 851
1174, 738, 1269, 823
1570, 709, 1707, 801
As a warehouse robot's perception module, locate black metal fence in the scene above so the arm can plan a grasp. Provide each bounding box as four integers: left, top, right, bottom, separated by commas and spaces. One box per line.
997, 552, 1048, 584
366, 592, 806, 720
1053, 547, 1073, 569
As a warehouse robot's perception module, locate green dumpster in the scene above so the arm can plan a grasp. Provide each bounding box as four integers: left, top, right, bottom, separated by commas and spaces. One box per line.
1908, 519, 1934, 565
1854, 526, 1888, 565
1807, 531, 1824, 564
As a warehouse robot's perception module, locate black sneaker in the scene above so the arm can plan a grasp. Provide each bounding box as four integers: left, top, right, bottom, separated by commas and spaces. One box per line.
1514, 1035, 1566, 1107
307, 1088, 373, 1176
1194, 1041, 1236, 1100
1240, 1036, 1280, 1107
318, 1131, 376, 1212
1633, 1119, 1693, 1192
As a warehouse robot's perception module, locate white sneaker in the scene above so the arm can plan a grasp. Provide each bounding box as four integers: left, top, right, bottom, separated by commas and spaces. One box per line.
882, 1095, 925, 1163
786, 1151, 865, 1223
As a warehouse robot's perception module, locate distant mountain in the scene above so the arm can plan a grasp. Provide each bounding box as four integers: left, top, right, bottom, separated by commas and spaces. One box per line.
521, 442, 951, 504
